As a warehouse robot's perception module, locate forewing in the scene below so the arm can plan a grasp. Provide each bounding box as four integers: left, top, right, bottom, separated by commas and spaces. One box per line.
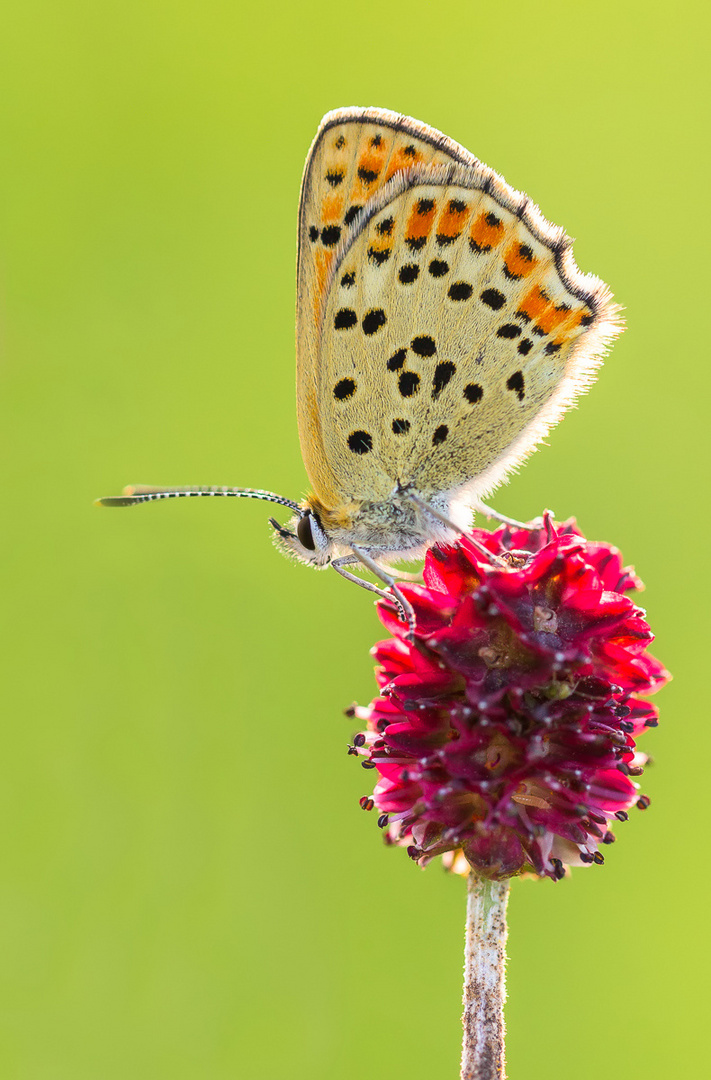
296, 108, 476, 507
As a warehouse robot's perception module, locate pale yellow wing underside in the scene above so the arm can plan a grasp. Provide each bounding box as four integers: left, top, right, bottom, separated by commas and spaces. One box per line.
296, 108, 619, 511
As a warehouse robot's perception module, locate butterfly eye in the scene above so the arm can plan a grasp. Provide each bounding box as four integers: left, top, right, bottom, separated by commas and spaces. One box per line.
297, 511, 316, 551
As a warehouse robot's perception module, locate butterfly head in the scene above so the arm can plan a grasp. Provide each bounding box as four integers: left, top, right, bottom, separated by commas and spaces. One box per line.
269, 506, 334, 567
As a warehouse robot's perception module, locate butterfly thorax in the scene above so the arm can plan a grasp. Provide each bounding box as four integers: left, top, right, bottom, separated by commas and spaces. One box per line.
273, 488, 466, 567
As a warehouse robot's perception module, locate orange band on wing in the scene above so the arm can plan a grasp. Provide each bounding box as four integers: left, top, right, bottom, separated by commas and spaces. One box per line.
313, 249, 333, 320
436, 199, 471, 242
517, 285, 550, 321
535, 302, 573, 336
469, 211, 505, 252
405, 198, 437, 246
503, 241, 538, 279
384, 143, 423, 179
322, 193, 344, 224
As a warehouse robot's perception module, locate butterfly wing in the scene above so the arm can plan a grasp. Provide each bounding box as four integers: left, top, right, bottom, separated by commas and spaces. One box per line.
296, 107, 472, 509
296, 109, 619, 514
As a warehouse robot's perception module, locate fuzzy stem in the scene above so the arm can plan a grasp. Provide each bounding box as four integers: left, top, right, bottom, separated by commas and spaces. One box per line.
460, 872, 510, 1080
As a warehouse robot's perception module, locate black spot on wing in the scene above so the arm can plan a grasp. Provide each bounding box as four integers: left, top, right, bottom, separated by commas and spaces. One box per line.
321, 225, 341, 247
411, 335, 436, 357
481, 289, 506, 310
358, 166, 379, 184
429, 259, 449, 277
506, 371, 525, 401
348, 430, 373, 454
334, 378, 356, 400
464, 384, 484, 404
399, 264, 420, 284
334, 309, 357, 330
362, 309, 387, 335
398, 371, 420, 397
368, 246, 391, 266
432, 362, 456, 399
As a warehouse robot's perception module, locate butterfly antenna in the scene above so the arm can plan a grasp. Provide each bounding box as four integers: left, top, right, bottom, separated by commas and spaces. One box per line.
95, 486, 302, 512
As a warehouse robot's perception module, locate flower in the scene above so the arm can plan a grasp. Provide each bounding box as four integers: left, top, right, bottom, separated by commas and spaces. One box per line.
350, 515, 668, 881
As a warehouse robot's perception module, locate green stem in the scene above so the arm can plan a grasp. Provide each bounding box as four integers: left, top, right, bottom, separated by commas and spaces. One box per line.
460, 872, 510, 1080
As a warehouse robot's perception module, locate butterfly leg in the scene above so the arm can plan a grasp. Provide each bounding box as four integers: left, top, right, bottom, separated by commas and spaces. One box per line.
409, 489, 532, 530
473, 502, 530, 529
332, 550, 416, 634
331, 555, 395, 602
406, 493, 465, 536
406, 492, 502, 567
379, 565, 423, 583
351, 545, 416, 634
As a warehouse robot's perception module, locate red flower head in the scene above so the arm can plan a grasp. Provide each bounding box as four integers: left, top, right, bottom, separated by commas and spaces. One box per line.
351, 515, 668, 881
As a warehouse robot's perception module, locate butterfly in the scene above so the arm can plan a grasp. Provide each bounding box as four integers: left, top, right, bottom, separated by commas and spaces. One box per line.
98, 107, 620, 627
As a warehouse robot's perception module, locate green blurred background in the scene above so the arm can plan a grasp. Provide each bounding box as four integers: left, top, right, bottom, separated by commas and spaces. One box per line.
0, 1, 706, 1076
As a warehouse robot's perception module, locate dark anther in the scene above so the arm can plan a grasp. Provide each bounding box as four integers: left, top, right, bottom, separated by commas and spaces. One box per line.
353, 733, 366, 747
361, 760, 376, 769
636, 795, 651, 809
377, 814, 389, 829
614, 810, 629, 822
359, 796, 374, 811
